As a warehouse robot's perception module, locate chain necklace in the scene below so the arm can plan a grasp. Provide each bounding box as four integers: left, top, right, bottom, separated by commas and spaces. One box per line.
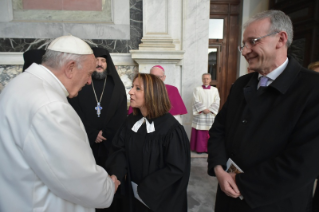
92, 77, 107, 117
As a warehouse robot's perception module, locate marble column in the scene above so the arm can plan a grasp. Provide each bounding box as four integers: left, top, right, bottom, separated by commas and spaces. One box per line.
130, 0, 184, 89
181, 0, 210, 137
131, 0, 210, 137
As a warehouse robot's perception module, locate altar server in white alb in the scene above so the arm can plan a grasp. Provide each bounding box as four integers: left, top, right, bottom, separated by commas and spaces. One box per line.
190, 73, 220, 153
0, 35, 120, 212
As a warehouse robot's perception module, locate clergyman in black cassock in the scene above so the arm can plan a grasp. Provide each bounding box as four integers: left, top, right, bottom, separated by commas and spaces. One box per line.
22, 49, 46, 72
68, 47, 127, 211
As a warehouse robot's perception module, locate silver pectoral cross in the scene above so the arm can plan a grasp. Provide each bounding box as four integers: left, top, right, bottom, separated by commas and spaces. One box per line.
95, 102, 103, 117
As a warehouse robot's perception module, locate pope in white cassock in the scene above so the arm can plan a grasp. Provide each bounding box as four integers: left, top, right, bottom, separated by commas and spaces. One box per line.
190, 73, 220, 153
0, 35, 120, 212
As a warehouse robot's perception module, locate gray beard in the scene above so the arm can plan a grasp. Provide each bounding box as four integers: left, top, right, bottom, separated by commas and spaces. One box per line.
92, 69, 108, 80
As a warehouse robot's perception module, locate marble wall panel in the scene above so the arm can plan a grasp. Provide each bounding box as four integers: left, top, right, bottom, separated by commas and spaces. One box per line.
1, 0, 133, 39
63, 0, 102, 11
0, 0, 142, 53
23, 0, 63, 10
0, 0, 141, 95
23, 0, 103, 11
0, 65, 23, 93
14, 0, 110, 22
0, 65, 138, 98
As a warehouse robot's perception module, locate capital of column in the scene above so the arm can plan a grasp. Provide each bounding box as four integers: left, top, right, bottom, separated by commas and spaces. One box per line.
130, 50, 184, 65
139, 37, 176, 50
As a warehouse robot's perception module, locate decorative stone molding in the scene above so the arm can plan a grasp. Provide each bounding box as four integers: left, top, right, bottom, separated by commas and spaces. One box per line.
139, 38, 176, 50
0, 0, 130, 39
130, 50, 184, 64
0, 52, 136, 66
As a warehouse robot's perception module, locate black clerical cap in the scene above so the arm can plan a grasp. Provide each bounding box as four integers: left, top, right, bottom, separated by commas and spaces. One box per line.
22, 49, 46, 72
92, 47, 109, 59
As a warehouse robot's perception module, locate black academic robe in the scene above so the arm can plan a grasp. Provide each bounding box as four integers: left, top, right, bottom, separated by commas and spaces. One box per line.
313, 179, 319, 212
207, 56, 319, 212
68, 75, 127, 164
106, 113, 190, 212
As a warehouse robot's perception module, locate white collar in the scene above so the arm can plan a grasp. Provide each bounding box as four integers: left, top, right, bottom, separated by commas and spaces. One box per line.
40, 65, 69, 97
258, 58, 289, 81
131, 117, 155, 133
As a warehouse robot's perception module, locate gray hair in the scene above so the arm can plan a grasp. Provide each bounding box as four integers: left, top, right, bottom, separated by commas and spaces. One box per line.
202, 73, 212, 78
244, 10, 293, 47
42, 49, 87, 69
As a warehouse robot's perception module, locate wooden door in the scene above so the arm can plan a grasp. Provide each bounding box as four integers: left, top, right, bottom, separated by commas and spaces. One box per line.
209, 0, 241, 107
269, 0, 319, 67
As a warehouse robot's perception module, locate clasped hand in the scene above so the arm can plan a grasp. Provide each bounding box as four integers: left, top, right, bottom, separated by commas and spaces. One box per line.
214, 165, 241, 198
95, 130, 107, 143
202, 109, 211, 114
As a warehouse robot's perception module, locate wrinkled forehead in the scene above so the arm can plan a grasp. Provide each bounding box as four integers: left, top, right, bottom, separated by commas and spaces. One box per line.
203, 74, 211, 78
243, 18, 271, 39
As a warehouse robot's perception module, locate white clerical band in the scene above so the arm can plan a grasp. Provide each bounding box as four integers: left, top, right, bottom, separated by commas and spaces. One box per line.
131, 117, 155, 133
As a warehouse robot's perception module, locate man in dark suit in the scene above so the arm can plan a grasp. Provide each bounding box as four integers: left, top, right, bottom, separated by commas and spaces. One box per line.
207, 10, 319, 212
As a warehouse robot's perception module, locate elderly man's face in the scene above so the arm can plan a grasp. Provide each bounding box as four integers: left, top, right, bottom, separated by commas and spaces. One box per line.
202, 75, 212, 86
150, 67, 166, 82
241, 18, 279, 74
69, 54, 96, 98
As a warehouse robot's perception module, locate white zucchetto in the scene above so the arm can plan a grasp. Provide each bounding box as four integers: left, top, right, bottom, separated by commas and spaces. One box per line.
47, 35, 93, 55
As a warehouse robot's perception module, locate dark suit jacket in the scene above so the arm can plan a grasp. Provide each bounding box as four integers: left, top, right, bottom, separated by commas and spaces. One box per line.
207, 56, 319, 212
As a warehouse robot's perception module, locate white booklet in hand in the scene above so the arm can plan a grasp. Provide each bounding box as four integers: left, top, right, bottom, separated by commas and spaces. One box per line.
226, 158, 244, 200
131, 181, 149, 208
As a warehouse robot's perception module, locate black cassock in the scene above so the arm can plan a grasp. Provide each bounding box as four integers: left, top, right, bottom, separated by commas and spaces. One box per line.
68, 47, 127, 165
106, 113, 191, 212
69, 75, 126, 164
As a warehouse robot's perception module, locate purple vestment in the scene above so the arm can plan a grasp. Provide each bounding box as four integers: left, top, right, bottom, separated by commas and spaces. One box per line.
128, 84, 187, 115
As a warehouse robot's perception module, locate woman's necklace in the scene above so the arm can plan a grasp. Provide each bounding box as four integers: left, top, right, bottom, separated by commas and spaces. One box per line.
92, 77, 107, 117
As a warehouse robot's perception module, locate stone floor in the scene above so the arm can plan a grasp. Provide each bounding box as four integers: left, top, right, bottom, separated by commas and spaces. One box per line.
187, 153, 218, 212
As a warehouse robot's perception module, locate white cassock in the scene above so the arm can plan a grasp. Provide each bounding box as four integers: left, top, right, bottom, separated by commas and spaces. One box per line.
192, 86, 220, 130
0, 64, 115, 212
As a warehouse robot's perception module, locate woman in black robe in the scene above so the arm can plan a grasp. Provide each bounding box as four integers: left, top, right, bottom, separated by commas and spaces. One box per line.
106, 73, 190, 212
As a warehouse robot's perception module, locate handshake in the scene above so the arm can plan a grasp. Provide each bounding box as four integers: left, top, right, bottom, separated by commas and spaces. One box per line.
110, 175, 121, 193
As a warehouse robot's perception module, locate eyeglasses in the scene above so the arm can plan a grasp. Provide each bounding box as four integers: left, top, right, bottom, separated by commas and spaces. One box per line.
238, 31, 279, 52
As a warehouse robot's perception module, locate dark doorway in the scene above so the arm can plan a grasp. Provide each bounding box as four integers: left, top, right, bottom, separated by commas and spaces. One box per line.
209, 0, 241, 107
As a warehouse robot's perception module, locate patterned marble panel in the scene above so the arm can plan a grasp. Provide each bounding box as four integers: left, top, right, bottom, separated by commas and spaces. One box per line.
116, 65, 138, 108
0, 0, 142, 53
0, 65, 138, 95
0, 65, 23, 93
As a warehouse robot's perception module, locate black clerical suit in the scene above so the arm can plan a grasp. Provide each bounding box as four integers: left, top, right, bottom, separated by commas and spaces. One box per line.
208, 56, 319, 212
